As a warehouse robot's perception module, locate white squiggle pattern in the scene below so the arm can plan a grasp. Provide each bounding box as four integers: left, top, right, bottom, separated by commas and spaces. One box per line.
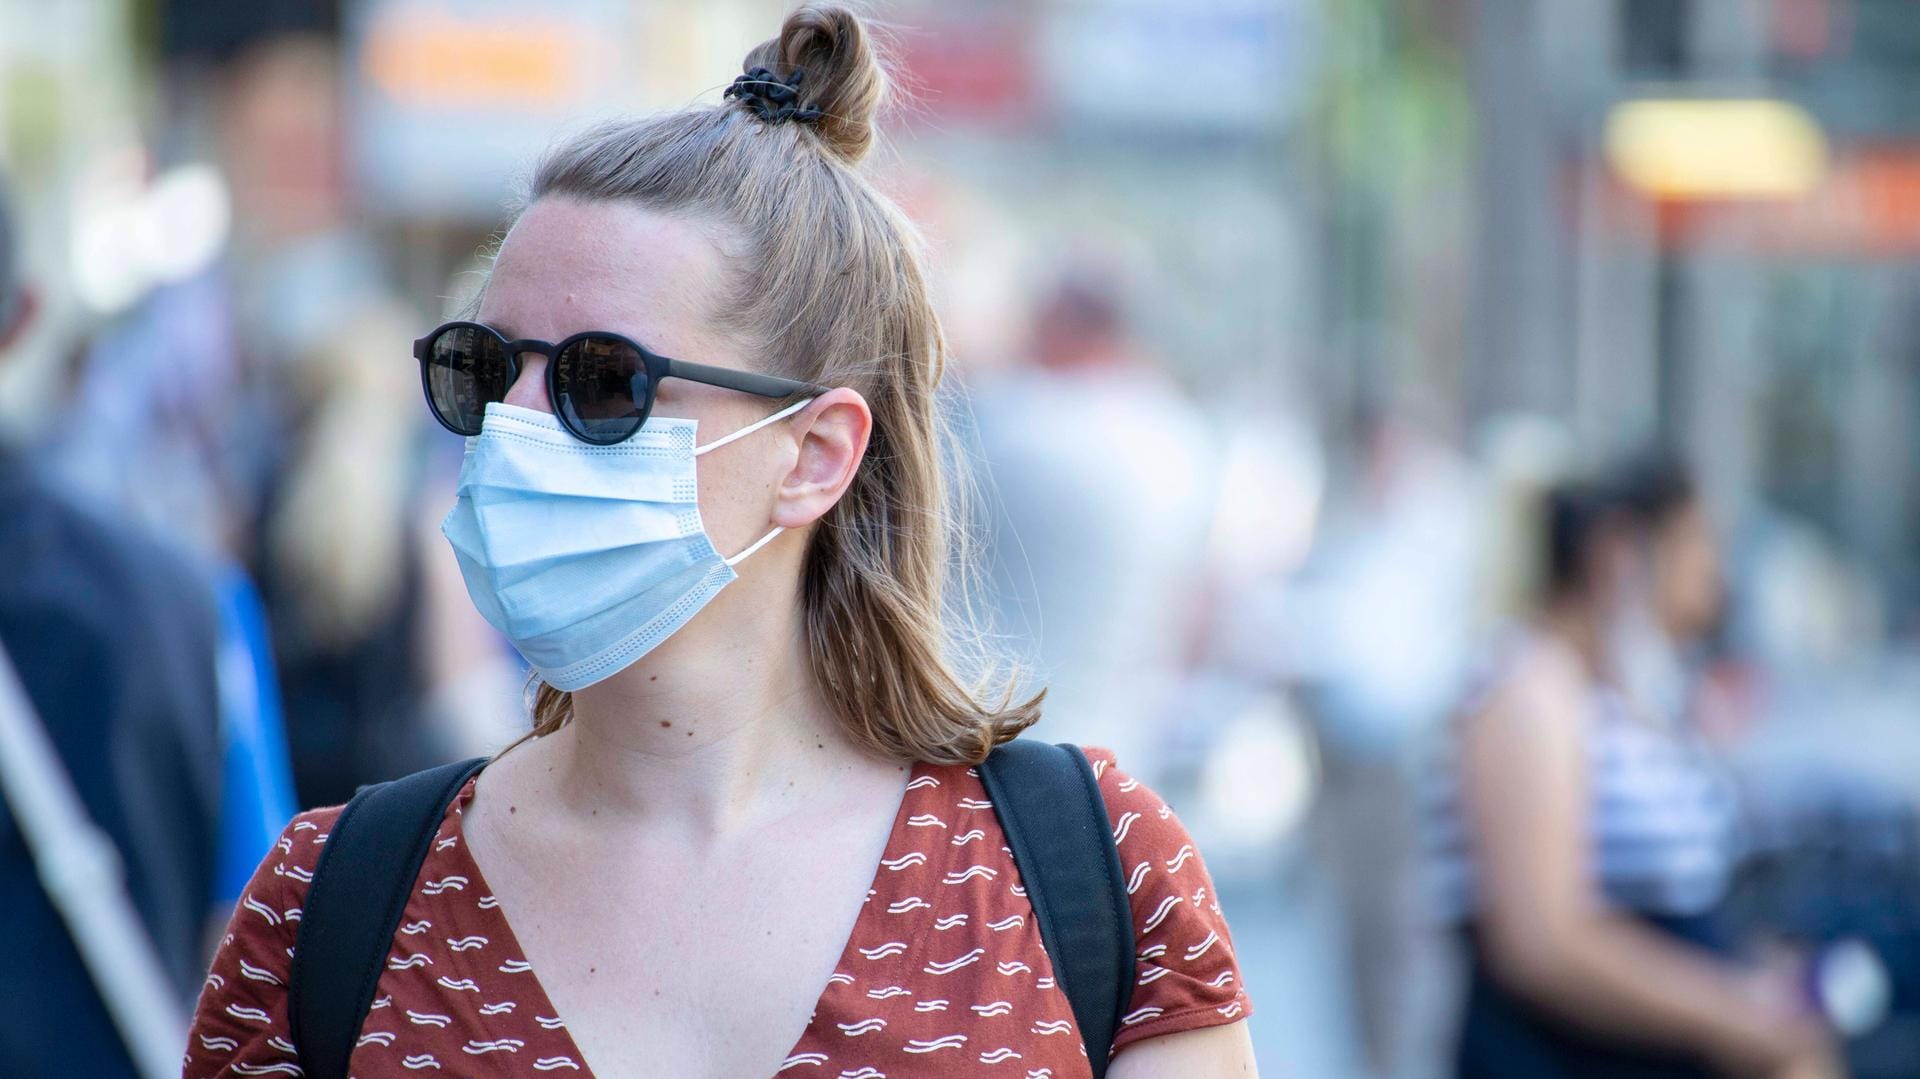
420, 875, 467, 895
942, 865, 997, 885
225, 1004, 270, 1025
243, 896, 282, 926
231, 1063, 303, 1076
238, 959, 281, 985
1142, 895, 1184, 935
837, 1018, 887, 1037
923, 948, 985, 975
1031, 1020, 1073, 1036
1184, 930, 1221, 962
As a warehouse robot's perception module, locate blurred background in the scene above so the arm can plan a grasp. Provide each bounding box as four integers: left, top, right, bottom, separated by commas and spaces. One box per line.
2, 0, 1920, 1076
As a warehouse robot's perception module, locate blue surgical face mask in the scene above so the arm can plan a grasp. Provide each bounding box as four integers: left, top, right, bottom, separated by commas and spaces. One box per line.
441, 398, 810, 690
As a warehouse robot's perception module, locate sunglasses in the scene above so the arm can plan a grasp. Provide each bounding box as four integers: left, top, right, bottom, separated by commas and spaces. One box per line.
413, 321, 824, 445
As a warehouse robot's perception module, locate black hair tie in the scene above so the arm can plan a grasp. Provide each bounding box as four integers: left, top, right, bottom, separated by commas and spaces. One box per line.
725, 66, 825, 125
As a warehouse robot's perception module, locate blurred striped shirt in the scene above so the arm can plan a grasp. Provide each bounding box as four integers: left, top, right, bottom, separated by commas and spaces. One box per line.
1422, 652, 1742, 924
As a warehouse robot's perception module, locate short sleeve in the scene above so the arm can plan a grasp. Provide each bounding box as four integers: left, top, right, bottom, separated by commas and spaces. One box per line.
183, 804, 342, 1078
1085, 747, 1253, 1055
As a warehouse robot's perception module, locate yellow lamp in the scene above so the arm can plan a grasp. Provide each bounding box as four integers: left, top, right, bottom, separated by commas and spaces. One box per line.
1605, 98, 1829, 201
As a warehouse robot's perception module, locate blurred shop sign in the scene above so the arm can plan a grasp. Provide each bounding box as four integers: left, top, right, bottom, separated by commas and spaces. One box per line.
897, 15, 1039, 130
1600, 145, 1920, 257
346, 0, 785, 221
361, 12, 586, 108
1039, 0, 1308, 133
1606, 98, 1829, 201
346, 0, 629, 220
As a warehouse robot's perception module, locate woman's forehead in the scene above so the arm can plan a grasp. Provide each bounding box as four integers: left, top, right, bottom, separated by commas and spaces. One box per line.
482, 197, 728, 345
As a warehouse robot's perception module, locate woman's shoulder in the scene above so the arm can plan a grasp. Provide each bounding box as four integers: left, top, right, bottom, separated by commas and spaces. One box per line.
1078, 746, 1186, 857
935, 743, 1254, 1048
1077, 746, 1253, 1050
184, 804, 349, 1077
243, 803, 347, 916
1459, 630, 1589, 739
207, 802, 347, 966
915, 743, 1222, 867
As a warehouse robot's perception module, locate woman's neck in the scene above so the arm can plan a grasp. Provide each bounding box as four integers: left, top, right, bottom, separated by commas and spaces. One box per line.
1538, 596, 1609, 681
527, 589, 885, 840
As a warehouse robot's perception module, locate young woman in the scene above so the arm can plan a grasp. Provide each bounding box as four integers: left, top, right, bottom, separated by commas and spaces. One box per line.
1426, 463, 1836, 1078
186, 6, 1255, 1077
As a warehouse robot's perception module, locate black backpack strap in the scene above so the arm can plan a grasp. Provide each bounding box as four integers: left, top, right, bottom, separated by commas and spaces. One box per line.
979, 740, 1136, 1077
288, 756, 489, 1079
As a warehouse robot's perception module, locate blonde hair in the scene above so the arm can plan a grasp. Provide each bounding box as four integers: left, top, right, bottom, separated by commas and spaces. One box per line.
504, 3, 1039, 764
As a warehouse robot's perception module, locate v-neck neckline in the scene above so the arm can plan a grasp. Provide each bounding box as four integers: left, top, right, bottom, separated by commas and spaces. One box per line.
442, 758, 924, 1079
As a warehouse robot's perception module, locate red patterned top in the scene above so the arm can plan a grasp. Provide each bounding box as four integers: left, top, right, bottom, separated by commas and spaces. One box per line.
187, 748, 1251, 1077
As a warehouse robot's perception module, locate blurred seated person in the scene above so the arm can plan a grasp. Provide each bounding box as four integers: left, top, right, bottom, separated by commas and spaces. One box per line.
1424, 459, 1838, 1078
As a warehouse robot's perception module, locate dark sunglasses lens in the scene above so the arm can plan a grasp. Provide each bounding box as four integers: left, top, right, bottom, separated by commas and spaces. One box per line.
555, 336, 648, 444
426, 326, 511, 435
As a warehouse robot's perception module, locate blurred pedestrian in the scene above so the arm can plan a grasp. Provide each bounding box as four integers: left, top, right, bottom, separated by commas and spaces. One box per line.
971, 259, 1217, 782
1423, 458, 1840, 1078
1287, 401, 1484, 1079
211, 34, 459, 804
0, 178, 220, 1076
188, 6, 1257, 1078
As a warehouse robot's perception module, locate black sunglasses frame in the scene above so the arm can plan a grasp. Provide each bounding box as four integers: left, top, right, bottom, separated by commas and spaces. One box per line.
413, 320, 825, 444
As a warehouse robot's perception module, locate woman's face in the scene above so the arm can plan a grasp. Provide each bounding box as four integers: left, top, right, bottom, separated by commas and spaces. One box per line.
1650, 500, 1723, 642
478, 197, 794, 561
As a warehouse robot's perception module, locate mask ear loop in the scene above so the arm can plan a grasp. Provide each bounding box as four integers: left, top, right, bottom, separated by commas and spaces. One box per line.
723, 526, 784, 568
691, 397, 816, 567
693, 397, 814, 456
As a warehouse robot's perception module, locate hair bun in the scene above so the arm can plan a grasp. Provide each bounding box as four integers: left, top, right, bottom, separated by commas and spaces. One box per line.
740, 3, 884, 164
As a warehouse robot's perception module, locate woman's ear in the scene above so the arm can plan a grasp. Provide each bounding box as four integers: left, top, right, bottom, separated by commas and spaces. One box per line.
772, 387, 872, 530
